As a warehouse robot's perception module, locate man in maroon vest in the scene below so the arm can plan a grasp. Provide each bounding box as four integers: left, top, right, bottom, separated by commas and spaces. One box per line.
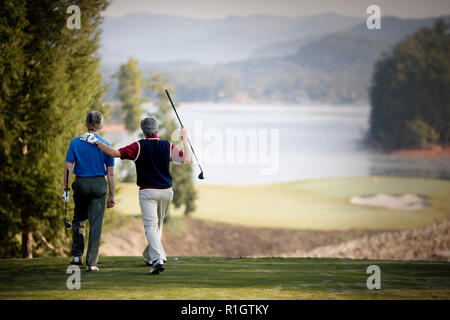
81, 117, 192, 274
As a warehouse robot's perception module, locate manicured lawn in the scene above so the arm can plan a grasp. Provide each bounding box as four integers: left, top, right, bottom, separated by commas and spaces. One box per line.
115, 177, 450, 230
0, 256, 449, 300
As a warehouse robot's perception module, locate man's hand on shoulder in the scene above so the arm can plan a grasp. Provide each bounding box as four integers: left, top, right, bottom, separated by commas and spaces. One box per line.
80, 133, 100, 145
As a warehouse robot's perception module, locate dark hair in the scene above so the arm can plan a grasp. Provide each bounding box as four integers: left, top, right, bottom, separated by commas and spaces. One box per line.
86, 111, 104, 131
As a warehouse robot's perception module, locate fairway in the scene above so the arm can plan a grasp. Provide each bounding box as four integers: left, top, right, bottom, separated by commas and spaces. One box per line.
115, 177, 450, 230
0, 257, 449, 299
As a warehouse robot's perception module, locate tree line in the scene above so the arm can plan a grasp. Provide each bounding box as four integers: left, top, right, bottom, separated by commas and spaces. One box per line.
368, 19, 450, 149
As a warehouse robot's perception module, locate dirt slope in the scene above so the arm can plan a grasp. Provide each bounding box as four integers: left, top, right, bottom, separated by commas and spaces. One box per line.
100, 217, 384, 257
282, 218, 450, 261
100, 217, 450, 261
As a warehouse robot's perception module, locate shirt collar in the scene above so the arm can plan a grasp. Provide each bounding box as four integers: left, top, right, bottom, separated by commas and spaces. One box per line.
146, 134, 159, 140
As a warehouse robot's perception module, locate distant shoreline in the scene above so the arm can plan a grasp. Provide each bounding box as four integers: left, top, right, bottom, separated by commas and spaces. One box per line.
388, 145, 450, 158
103, 123, 450, 159
102, 123, 126, 133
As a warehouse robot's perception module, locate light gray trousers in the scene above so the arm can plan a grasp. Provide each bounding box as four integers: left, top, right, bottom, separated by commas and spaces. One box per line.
139, 188, 173, 262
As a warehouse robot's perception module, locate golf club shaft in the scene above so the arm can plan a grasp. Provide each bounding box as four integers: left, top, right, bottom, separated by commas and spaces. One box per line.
64, 168, 71, 228
166, 90, 183, 126
165, 90, 204, 172
65, 168, 68, 221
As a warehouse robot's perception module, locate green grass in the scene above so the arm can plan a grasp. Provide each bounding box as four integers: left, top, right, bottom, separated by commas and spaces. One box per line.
0, 257, 449, 299
115, 177, 450, 230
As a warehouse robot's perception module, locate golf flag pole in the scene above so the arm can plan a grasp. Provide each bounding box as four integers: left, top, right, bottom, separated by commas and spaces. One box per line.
165, 89, 205, 180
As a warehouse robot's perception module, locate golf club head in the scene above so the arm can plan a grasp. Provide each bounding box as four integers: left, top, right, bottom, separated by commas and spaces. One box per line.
198, 172, 204, 180
64, 221, 72, 229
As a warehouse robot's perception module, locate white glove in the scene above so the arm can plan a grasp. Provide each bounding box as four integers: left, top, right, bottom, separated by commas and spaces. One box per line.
62, 189, 70, 203
80, 133, 100, 145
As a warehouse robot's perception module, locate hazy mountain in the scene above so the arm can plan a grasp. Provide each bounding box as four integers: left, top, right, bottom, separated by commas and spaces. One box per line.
346, 15, 450, 42
250, 35, 318, 58
288, 33, 393, 71
100, 12, 361, 64
251, 15, 450, 59
101, 14, 449, 104
186, 33, 392, 103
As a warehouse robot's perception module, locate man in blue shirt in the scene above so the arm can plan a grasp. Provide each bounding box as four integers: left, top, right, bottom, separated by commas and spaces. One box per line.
63, 111, 115, 271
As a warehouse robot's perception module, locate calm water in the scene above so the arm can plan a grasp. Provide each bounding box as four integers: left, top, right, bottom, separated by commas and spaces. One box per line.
104, 103, 450, 185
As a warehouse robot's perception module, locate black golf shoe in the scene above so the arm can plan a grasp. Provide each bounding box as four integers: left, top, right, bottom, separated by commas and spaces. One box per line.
149, 259, 165, 275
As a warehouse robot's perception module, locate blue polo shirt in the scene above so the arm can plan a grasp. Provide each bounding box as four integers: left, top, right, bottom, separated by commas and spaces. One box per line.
66, 134, 114, 177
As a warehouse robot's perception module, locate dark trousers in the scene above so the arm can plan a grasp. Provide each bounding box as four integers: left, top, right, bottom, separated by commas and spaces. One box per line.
71, 176, 107, 266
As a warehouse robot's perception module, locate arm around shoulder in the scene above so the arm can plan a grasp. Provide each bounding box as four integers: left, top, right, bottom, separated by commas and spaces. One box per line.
97, 142, 121, 158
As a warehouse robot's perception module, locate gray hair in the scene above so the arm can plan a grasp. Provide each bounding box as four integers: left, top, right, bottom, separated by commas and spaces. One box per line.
141, 117, 158, 136
86, 111, 104, 131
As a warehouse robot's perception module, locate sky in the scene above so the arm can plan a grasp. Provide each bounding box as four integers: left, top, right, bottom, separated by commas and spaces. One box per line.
105, 0, 450, 19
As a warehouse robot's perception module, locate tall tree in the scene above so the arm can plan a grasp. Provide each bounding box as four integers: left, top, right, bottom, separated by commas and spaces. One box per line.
0, 0, 110, 258
114, 58, 146, 132
147, 73, 197, 215
368, 19, 450, 149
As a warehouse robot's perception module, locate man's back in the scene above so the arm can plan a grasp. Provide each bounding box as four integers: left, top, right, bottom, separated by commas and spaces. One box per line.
66, 133, 114, 177
135, 138, 172, 188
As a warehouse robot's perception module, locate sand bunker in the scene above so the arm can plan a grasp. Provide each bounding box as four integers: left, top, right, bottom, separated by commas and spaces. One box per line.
350, 193, 429, 211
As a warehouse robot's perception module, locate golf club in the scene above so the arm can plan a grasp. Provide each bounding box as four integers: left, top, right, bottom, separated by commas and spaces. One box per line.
64, 168, 72, 229
165, 89, 205, 180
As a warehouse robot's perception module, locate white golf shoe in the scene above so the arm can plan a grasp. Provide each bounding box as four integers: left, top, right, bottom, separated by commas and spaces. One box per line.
144, 258, 154, 267
69, 256, 83, 265
86, 265, 100, 272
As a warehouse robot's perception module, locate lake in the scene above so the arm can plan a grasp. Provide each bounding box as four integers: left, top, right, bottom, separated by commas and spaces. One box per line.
104, 102, 450, 185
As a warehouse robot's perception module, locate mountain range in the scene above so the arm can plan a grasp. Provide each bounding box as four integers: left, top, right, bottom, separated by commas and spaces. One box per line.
100, 12, 362, 64
100, 13, 450, 104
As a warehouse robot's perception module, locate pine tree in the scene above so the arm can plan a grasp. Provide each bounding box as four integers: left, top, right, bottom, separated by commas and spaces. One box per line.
114, 58, 146, 132
0, 0, 110, 258
369, 19, 450, 149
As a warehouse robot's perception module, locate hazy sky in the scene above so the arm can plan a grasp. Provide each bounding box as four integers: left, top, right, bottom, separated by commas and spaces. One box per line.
105, 0, 450, 19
